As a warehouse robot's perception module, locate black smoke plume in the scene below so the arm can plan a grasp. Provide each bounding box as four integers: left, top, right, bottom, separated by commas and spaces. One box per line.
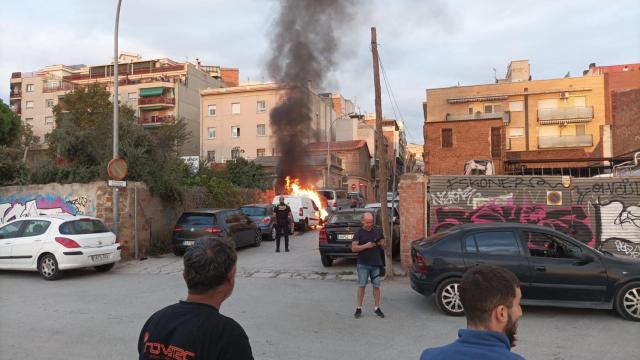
267, 0, 353, 187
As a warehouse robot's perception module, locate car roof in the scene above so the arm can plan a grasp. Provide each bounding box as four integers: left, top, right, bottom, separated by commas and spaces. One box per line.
182, 209, 230, 214
453, 223, 562, 232
333, 208, 377, 214
241, 204, 271, 208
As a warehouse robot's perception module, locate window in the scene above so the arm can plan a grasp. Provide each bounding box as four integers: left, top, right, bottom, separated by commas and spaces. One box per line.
469, 231, 521, 256
491, 127, 502, 159
26, 84, 34, 92
441, 128, 453, 148
207, 151, 216, 162
46, 99, 54, 108
509, 101, 524, 112
45, 116, 54, 125
468, 107, 474, 114
484, 104, 502, 113
257, 100, 267, 113
207, 104, 216, 116
523, 231, 582, 259
538, 99, 558, 110
0, 221, 24, 238
59, 219, 109, 235
25, 117, 33, 123
509, 127, 524, 138
257, 124, 266, 136
256, 148, 265, 157
207, 127, 216, 139
573, 96, 586, 107
231, 147, 241, 159
25, 100, 34, 109
22, 220, 51, 236
231, 103, 240, 115
128, 92, 137, 101
575, 124, 586, 136
231, 126, 240, 138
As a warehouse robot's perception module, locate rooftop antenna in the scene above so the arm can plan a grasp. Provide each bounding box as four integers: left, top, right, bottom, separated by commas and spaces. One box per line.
493, 68, 497, 83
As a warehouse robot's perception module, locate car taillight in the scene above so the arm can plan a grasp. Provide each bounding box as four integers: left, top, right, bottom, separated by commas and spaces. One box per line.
414, 252, 428, 273
319, 227, 327, 244
204, 226, 223, 234
115, 237, 120, 244
55, 237, 81, 248
260, 217, 271, 224
299, 208, 303, 216
174, 226, 183, 232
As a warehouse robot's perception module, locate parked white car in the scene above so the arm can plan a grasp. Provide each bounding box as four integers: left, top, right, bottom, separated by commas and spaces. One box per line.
0, 215, 121, 280
272, 195, 321, 231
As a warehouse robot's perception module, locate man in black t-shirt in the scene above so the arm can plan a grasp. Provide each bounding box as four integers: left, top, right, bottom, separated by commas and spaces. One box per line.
273, 196, 293, 252
351, 212, 386, 319
138, 238, 253, 360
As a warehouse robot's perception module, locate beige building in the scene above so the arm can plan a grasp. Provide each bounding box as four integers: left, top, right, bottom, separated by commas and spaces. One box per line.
199, 83, 336, 163
406, 143, 424, 173
9, 53, 235, 156
424, 60, 608, 175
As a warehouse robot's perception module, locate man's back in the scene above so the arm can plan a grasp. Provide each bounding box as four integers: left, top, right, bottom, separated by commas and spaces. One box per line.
420, 329, 525, 360
139, 301, 253, 360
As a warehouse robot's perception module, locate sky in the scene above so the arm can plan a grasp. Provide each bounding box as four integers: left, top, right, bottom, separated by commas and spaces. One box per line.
1, 0, 639, 144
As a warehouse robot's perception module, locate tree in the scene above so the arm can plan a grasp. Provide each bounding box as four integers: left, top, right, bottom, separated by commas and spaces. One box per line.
0, 100, 38, 185
223, 157, 270, 190
0, 99, 21, 145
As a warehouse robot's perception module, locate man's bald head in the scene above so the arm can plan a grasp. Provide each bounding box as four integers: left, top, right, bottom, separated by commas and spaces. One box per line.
361, 212, 374, 230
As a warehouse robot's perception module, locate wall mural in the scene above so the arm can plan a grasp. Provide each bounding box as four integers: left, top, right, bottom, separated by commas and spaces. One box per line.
0, 194, 94, 225
429, 176, 640, 259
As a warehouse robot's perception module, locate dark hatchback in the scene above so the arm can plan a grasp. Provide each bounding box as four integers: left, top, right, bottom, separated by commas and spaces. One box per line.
318, 208, 394, 267
240, 204, 277, 240
409, 223, 640, 321
172, 209, 261, 255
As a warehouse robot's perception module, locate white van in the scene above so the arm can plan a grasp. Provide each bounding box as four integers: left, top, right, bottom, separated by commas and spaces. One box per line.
272, 195, 321, 231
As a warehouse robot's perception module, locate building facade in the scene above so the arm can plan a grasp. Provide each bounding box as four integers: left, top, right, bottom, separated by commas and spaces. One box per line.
424, 60, 613, 176
9, 53, 234, 156
199, 83, 336, 163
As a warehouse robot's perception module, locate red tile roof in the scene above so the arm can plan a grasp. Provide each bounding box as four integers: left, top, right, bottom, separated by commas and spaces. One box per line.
306, 140, 368, 152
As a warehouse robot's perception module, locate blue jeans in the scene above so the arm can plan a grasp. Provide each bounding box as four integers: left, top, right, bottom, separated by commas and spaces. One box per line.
357, 264, 382, 288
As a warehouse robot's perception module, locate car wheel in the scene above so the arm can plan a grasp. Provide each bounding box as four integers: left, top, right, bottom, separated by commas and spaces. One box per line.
305, 219, 309, 231
321, 254, 333, 267
38, 253, 61, 281
95, 263, 115, 272
173, 247, 184, 256
436, 278, 465, 316
298, 220, 306, 233
254, 230, 262, 247
615, 281, 640, 321
270, 226, 277, 241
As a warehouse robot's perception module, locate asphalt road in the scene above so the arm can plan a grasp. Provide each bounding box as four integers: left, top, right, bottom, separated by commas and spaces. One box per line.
1, 230, 638, 359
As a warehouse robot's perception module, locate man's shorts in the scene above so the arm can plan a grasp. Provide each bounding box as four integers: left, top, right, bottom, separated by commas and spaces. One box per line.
357, 264, 382, 288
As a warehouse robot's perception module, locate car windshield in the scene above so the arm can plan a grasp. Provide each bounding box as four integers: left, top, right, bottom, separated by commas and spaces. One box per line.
59, 219, 109, 235
178, 213, 217, 226
240, 207, 267, 216
329, 212, 365, 224
319, 191, 334, 200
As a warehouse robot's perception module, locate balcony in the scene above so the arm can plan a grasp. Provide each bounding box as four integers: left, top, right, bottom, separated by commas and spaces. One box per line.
10, 89, 22, 98
446, 111, 509, 123
138, 96, 175, 108
139, 115, 175, 126
10, 104, 21, 115
43, 82, 75, 93
538, 135, 593, 149
538, 106, 593, 124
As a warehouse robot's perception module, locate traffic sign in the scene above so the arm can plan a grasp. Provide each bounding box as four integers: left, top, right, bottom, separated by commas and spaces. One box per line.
107, 158, 128, 180
108, 180, 127, 188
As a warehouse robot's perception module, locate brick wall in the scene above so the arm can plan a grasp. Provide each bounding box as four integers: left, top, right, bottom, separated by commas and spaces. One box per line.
398, 173, 427, 268
425, 119, 504, 175
611, 88, 640, 156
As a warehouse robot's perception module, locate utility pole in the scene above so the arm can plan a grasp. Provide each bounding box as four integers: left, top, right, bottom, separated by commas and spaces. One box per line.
371, 27, 392, 278
112, 0, 122, 237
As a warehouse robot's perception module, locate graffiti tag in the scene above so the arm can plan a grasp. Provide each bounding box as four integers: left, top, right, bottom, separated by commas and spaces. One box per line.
574, 180, 640, 205
446, 176, 562, 191
430, 187, 483, 207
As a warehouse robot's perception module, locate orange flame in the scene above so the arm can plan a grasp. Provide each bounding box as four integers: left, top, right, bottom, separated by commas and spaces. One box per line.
284, 176, 329, 219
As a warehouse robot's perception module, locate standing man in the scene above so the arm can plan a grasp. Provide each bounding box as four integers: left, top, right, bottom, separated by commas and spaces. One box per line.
420, 265, 524, 360
274, 196, 293, 252
351, 212, 386, 318
138, 238, 253, 360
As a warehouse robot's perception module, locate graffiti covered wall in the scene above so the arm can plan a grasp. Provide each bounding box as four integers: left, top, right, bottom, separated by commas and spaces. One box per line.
428, 175, 640, 258
0, 183, 97, 224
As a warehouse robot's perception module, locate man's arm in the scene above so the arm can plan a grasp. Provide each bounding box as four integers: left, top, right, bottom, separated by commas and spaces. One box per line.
351, 233, 376, 252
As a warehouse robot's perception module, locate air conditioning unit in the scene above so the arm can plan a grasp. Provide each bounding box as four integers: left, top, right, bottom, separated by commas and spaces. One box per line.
560, 92, 569, 99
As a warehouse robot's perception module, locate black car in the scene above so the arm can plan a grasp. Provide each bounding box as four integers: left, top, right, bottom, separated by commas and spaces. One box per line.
172, 209, 261, 255
318, 208, 395, 267
240, 204, 277, 240
409, 223, 640, 321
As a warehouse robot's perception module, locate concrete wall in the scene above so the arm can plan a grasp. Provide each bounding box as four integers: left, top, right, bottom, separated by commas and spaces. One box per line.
399, 175, 640, 268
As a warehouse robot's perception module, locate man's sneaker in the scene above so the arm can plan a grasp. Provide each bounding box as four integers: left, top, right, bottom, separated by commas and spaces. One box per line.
285, 249, 290, 252
354, 308, 362, 319
374, 308, 385, 318
275, 249, 280, 252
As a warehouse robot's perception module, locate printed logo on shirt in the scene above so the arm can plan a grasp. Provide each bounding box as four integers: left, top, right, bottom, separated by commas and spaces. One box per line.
143, 332, 195, 360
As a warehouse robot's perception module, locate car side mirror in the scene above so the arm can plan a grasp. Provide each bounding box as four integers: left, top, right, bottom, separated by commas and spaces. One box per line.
578, 253, 595, 264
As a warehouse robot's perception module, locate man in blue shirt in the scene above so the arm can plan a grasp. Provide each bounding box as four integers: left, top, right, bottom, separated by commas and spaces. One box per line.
351, 212, 386, 319
420, 265, 525, 360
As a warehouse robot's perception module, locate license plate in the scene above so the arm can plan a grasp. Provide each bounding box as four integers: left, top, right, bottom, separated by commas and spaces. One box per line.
183, 241, 195, 246
337, 234, 354, 240
91, 253, 112, 262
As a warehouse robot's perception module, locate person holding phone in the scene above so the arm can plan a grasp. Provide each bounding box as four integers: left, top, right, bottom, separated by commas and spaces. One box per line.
351, 212, 386, 319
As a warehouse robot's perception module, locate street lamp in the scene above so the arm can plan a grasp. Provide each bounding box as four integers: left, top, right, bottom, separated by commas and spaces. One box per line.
112, 0, 122, 236
326, 112, 361, 188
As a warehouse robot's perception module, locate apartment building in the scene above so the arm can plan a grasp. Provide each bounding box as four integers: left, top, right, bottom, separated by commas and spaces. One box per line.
406, 143, 425, 173
9, 53, 235, 156
199, 83, 336, 163
423, 60, 615, 176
